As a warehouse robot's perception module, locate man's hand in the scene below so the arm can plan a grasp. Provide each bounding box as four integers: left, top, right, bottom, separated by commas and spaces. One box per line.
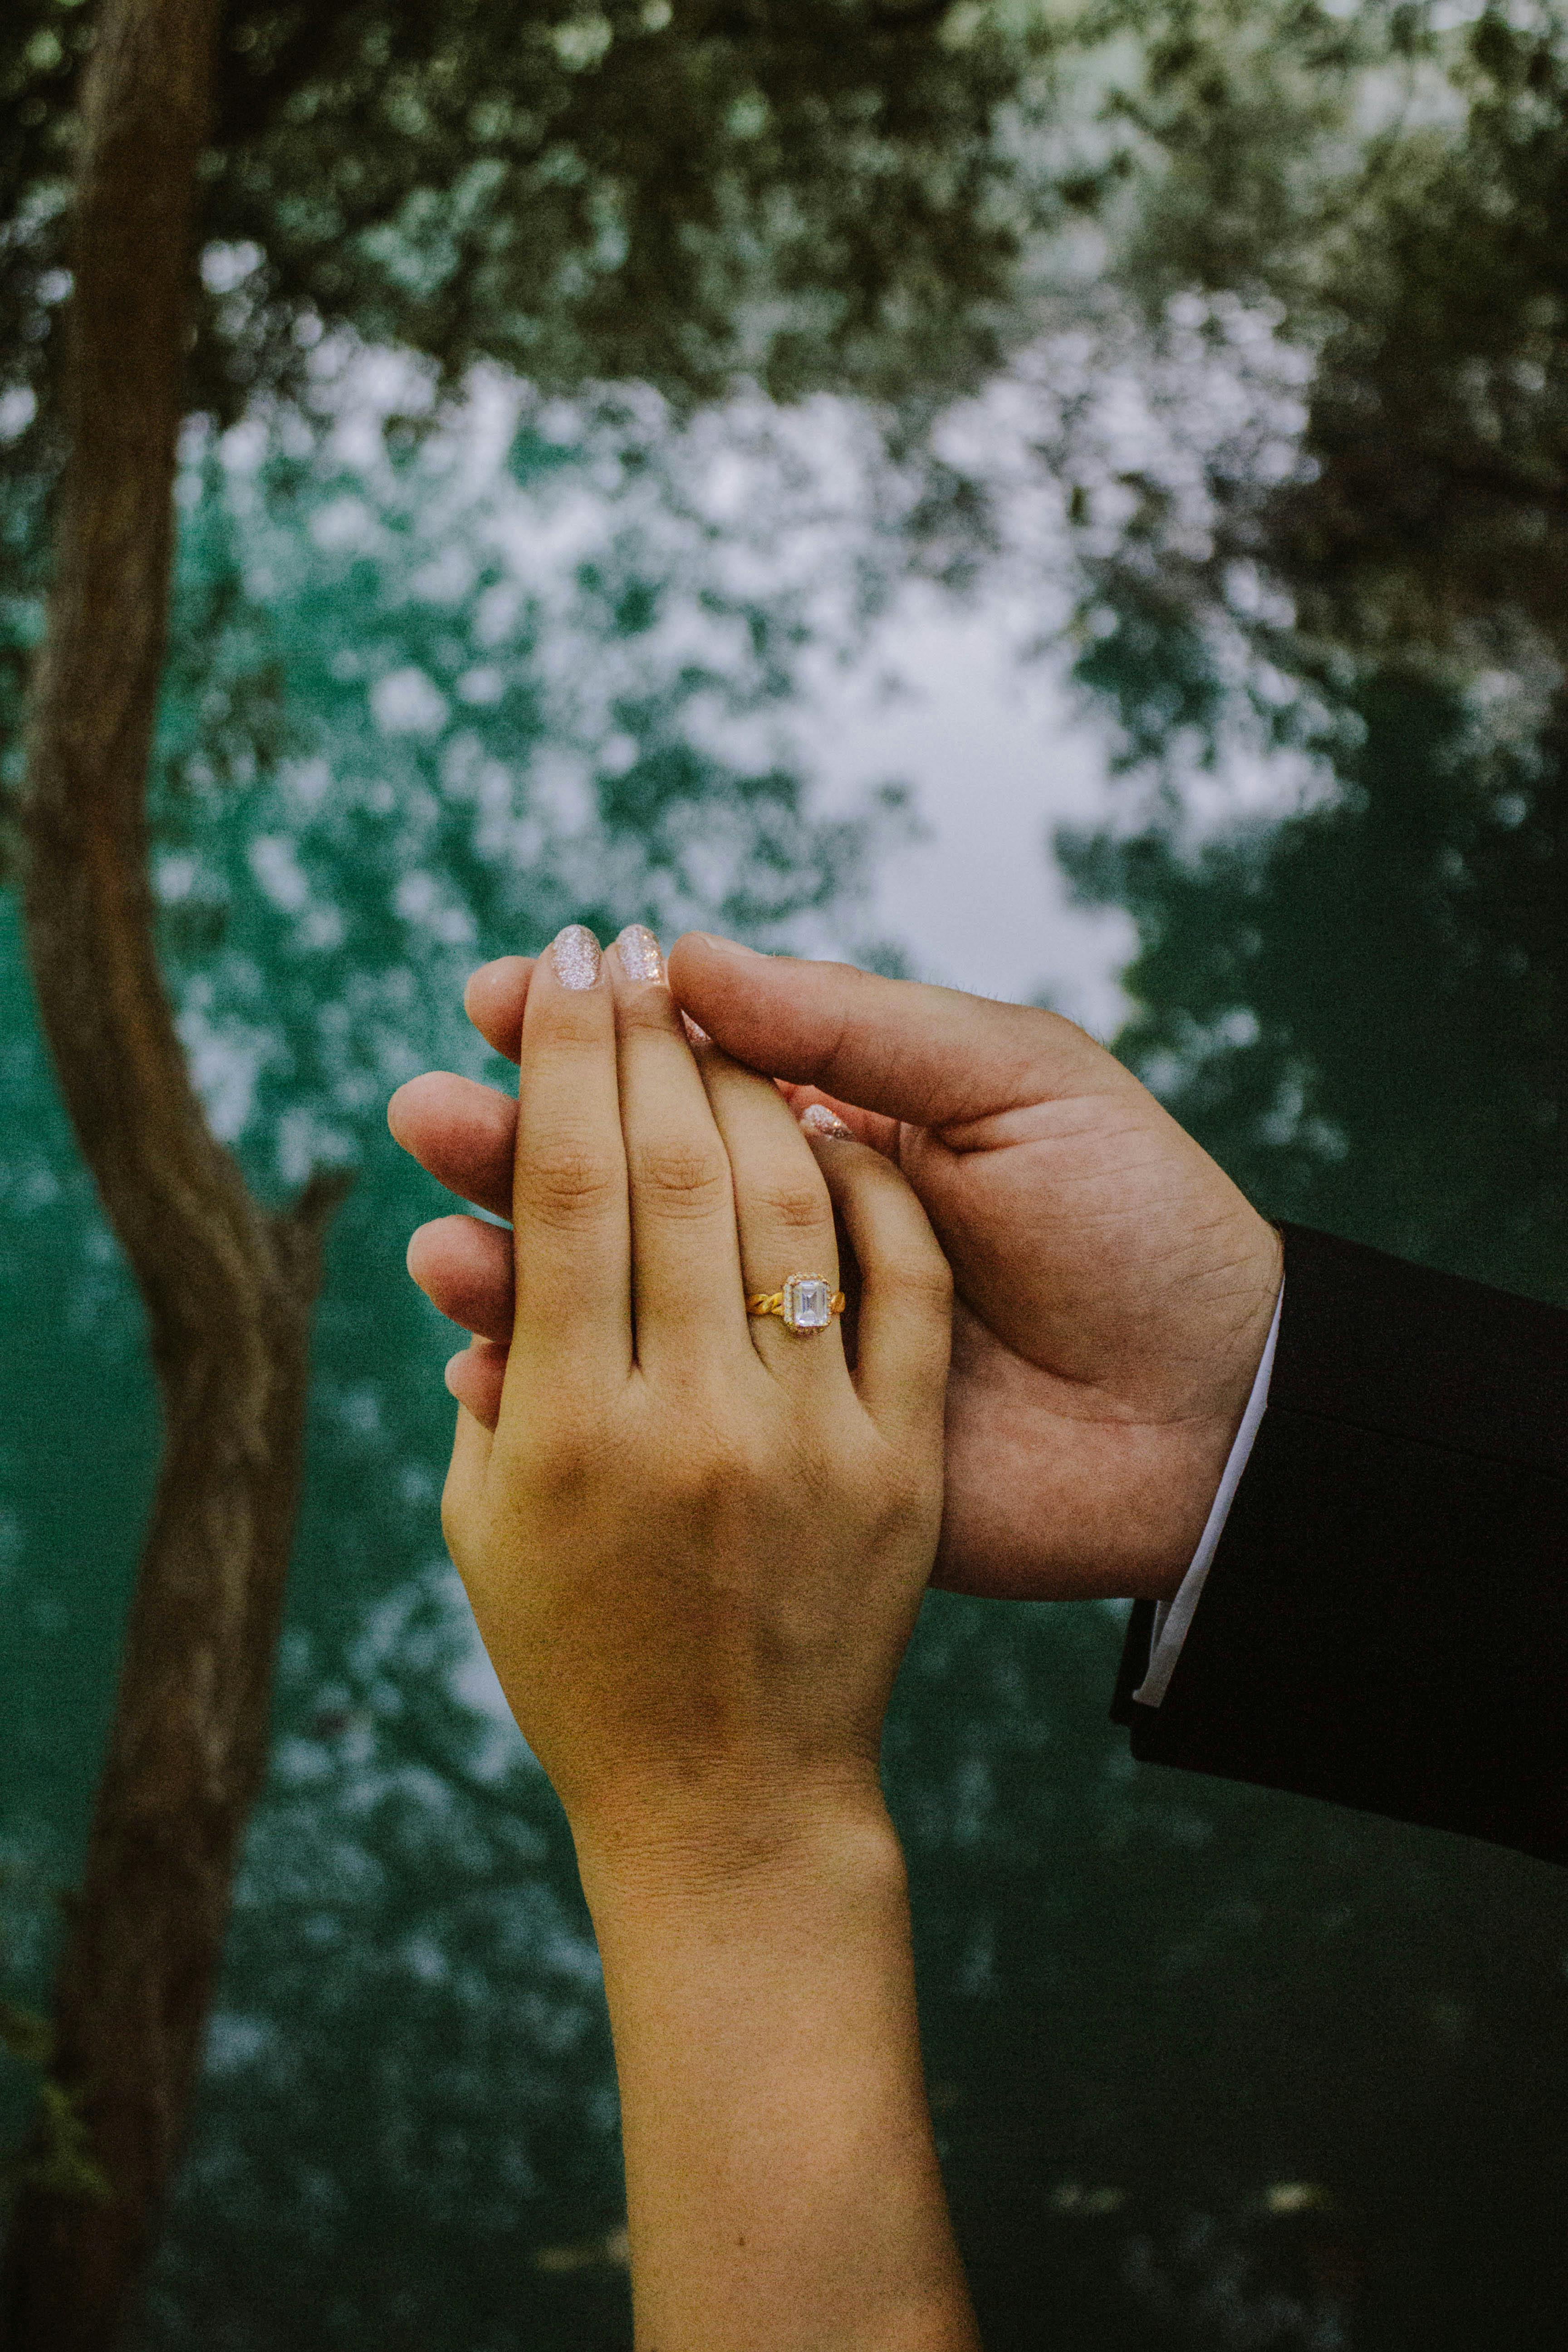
388, 937, 1281, 1602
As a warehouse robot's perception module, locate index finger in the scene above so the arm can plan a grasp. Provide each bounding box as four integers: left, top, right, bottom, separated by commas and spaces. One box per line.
464, 955, 535, 1063
388, 1071, 515, 1219
503, 928, 631, 1393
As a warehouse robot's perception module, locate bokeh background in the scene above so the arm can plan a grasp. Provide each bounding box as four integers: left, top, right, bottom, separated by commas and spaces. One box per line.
4, 3, 1568, 2346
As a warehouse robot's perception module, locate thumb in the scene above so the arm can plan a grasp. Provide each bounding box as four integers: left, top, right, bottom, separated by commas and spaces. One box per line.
666, 934, 1119, 1130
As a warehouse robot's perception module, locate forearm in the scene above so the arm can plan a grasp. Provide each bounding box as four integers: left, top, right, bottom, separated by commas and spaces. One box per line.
578, 1794, 980, 2352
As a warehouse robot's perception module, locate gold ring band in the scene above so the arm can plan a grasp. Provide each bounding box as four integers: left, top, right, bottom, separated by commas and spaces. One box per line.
747, 1273, 846, 1335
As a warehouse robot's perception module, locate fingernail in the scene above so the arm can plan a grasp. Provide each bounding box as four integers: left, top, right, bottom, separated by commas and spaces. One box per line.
800, 1103, 854, 1141
614, 922, 664, 983
551, 924, 601, 989
691, 932, 760, 956
681, 1012, 710, 1046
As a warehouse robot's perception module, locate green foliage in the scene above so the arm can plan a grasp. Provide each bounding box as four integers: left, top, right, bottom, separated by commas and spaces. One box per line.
200, 0, 1046, 410
1269, 6, 1568, 663
3, 0, 1053, 409
1059, 1, 1568, 706
0, 0, 1065, 842
1050, 3, 1568, 1295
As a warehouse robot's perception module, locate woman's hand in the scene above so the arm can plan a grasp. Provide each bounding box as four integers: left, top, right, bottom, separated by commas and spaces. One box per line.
439, 920, 950, 1870
435, 922, 977, 2352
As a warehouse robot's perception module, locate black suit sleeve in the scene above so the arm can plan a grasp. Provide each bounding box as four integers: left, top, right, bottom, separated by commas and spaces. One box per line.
1111, 1223, 1568, 1864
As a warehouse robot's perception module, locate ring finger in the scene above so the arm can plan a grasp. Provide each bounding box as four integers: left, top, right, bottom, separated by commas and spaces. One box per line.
697, 1042, 846, 1382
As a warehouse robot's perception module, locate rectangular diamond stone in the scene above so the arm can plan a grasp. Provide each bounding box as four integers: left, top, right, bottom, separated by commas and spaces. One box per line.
785, 1275, 831, 1332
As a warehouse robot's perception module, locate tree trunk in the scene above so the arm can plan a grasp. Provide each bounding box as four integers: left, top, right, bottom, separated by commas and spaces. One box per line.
0, 4, 349, 2346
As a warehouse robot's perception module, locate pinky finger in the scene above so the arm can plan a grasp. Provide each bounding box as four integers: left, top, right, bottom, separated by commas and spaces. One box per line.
444, 1337, 509, 1432
800, 1120, 951, 1436
784, 1088, 901, 1157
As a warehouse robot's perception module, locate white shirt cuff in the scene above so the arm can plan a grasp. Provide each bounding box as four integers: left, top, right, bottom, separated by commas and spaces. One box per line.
1132, 1277, 1284, 1708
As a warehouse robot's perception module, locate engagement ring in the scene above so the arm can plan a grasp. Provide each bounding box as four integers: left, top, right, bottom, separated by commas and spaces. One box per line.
747, 1274, 846, 1335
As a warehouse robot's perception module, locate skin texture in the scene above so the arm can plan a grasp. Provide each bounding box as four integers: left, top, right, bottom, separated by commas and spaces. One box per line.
390, 937, 1283, 1604
438, 925, 976, 2352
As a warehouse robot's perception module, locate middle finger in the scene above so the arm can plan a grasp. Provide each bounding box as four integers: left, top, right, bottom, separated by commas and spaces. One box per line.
607, 926, 753, 1376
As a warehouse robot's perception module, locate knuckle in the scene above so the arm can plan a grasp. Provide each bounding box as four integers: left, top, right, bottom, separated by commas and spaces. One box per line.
498, 1411, 606, 1509
659, 1403, 768, 1507
618, 988, 678, 1039
529, 1429, 598, 1505
666, 1447, 734, 1513
701, 1435, 772, 1514
518, 1135, 621, 1229
753, 1176, 831, 1235
632, 1135, 730, 1215
892, 1245, 954, 1311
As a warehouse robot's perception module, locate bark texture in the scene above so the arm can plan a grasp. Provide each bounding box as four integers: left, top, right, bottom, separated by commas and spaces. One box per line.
0, 4, 348, 2344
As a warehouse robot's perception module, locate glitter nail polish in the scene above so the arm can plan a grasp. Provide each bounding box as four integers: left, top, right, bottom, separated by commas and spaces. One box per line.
552, 924, 601, 989
615, 922, 664, 983
800, 1102, 854, 1141
680, 1013, 710, 1046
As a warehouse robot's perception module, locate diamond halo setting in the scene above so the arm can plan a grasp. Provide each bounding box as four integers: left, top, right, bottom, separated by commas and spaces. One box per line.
780, 1274, 833, 1334
747, 1274, 845, 1335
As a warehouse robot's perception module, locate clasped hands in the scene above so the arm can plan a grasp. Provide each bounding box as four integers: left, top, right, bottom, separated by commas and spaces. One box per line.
392, 928, 1282, 1616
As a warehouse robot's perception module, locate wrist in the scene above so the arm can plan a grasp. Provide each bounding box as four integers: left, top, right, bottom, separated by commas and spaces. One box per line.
572, 1770, 903, 1931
